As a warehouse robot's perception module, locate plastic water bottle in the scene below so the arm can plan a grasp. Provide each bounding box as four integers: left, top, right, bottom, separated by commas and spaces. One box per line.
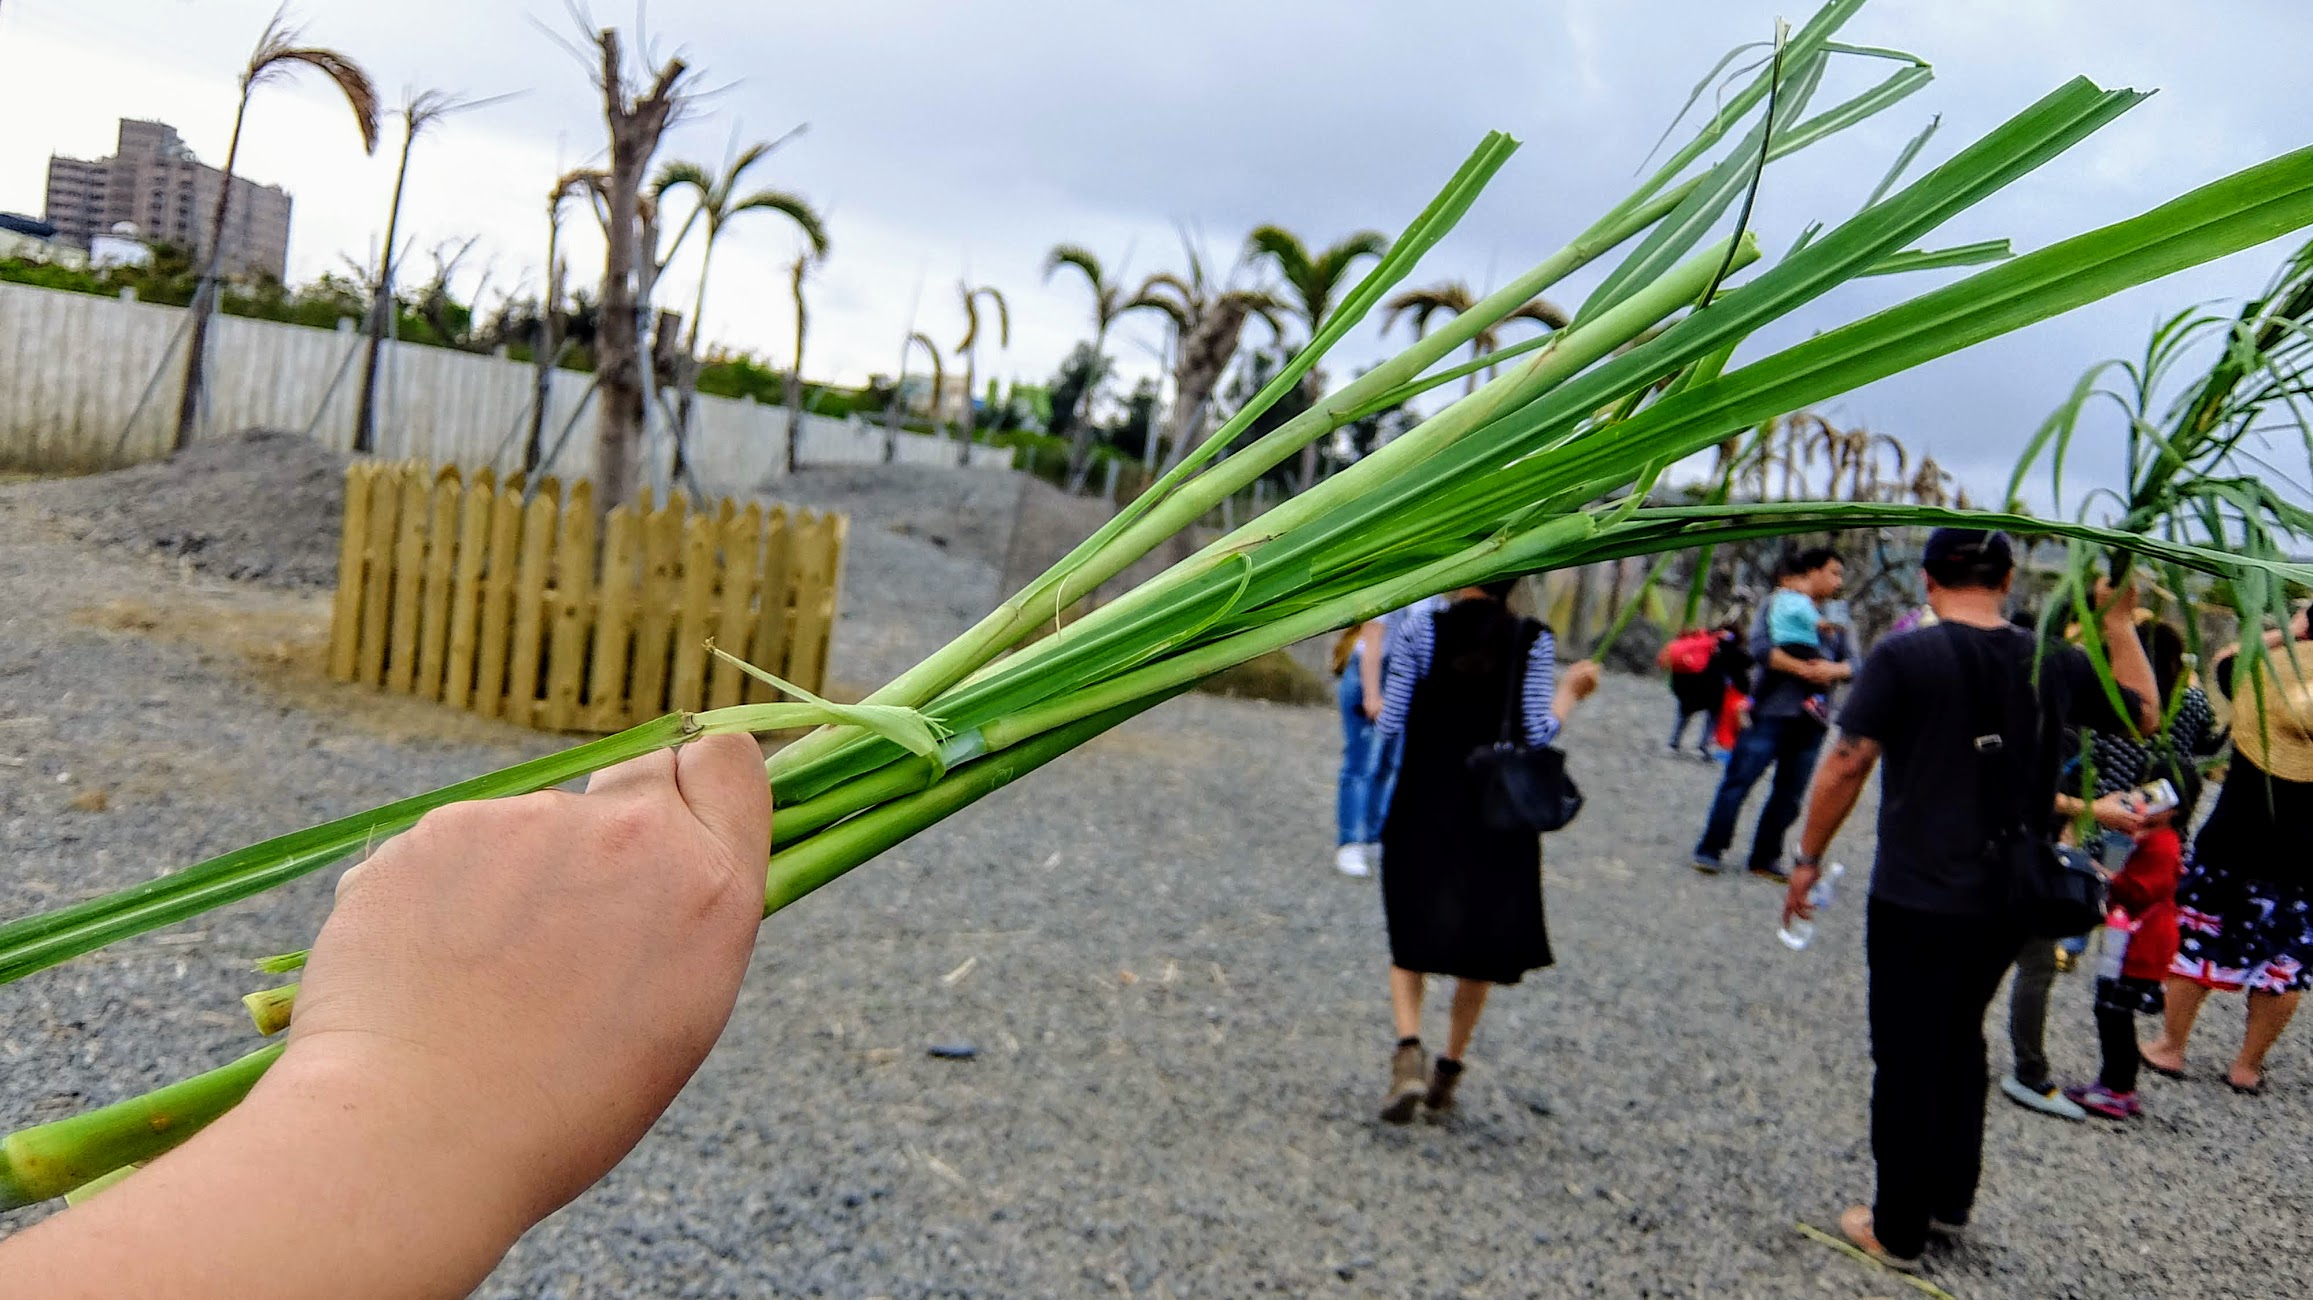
1777, 862, 1847, 951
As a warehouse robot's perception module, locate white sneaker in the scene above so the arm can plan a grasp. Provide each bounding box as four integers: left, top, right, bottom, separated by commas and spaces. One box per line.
2001, 1075, 2086, 1120
1361, 842, 1384, 870
1335, 844, 1371, 877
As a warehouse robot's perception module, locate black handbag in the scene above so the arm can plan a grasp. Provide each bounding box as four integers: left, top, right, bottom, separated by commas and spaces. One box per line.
1947, 624, 2109, 939
1467, 622, 1584, 833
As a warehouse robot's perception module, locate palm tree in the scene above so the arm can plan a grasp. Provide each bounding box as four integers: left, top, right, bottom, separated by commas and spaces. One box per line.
1382, 281, 1567, 394
954, 282, 1009, 466
1131, 249, 1283, 473
783, 254, 813, 474
899, 330, 946, 447
175, 15, 378, 451
524, 168, 600, 473
586, 26, 692, 510
1044, 244, 1171, 490
650, 136, 827, 470
1244, 225, 1388, 487
352, 89, 510, 454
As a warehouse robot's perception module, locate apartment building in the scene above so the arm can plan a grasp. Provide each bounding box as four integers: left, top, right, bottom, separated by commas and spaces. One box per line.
44, 119, 293, 281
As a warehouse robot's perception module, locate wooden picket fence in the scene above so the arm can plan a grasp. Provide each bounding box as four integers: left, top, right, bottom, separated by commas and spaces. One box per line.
326, 461, 846, 731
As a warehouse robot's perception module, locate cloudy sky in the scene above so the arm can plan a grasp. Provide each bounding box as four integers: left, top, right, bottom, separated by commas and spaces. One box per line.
4, 0, 2310, 502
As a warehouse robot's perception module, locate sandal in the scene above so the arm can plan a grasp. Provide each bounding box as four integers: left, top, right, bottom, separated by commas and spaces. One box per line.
2137, 1046, 2187, 1080
2226, 1073, 2266, 1096
1837, 1205, 1923, 1274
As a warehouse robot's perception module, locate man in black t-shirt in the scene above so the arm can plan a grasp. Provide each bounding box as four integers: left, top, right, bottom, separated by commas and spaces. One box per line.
1778, 530, 2157, 1274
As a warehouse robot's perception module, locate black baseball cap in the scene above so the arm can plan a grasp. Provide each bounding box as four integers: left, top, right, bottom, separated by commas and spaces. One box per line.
1921, 528, 2014, 584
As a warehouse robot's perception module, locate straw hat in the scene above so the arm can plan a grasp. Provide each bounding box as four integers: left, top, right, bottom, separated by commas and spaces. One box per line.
2228, 642, 2313, 783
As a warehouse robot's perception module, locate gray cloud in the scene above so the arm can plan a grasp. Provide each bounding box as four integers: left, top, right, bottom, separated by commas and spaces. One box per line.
4, 0, 2308, 508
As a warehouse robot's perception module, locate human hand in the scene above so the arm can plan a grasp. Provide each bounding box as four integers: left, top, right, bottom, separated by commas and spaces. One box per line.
1782, 862, 1821, 928
2094, 572, 2139, 628
1362, 694, 1384, 722
282, 733, 773, 1229
2089, 790, 2148, 836
1799, 659, 1844, 686
1562, 660, 1602, 700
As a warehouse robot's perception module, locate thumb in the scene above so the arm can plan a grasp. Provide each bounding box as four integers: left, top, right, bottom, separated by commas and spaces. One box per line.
673, 733, 775, 862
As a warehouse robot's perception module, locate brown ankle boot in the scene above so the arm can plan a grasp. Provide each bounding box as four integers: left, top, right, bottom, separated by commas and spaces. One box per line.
1425, 1057, 1465, 1111
1381, 1042, 1427, 1123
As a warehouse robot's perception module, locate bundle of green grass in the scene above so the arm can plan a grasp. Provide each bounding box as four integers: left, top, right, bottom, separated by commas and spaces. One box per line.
11, 0, 2313, 1208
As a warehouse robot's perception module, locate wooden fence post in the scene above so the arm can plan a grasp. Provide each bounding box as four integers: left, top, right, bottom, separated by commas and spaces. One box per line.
750, 506, 793, 701
473, 482, 524, 718
542, 481, 597, 730
413, 466, 463, 701
328, 462, 375, 682
505, 483, 560, 726
384, 467, 431, 694
441, 467, 495, 709
355, 465, 404, 687
630, 494, 687, 718
587, 504, 641, 730
667, 514, 718, 711
708, 503, 763, 710
786, 510, 843, 695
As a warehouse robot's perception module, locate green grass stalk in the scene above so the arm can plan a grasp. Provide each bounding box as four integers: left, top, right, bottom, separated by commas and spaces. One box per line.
244, 983, 298, 1036
0, 1043, 284, 1211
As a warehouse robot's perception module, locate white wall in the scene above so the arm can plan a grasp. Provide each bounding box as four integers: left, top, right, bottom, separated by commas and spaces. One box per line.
0, 279, 1012, 485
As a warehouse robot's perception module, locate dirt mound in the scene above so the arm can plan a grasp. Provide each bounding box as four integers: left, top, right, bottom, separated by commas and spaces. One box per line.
775, 464, 1023, 573
2, 430, 349, 589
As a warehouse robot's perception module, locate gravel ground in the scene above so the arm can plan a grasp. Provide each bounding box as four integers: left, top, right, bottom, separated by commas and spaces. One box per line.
1, 473, 2309, 1297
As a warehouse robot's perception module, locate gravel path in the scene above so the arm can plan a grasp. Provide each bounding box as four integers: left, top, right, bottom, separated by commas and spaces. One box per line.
0, 482, 2307, 1297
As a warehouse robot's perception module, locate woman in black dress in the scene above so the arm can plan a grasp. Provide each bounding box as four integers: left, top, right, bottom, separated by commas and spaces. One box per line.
1372, 580, 1601, 1122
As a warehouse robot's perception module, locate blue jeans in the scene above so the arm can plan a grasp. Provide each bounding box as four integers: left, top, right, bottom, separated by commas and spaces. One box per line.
1694, 715, 1825, 871
1337, 670, 1403, 844
1670, 705, 1715, 752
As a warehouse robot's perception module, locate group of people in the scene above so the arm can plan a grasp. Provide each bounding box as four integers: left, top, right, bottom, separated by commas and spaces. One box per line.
1338, 530, 2310, 1279
1733, 530, 2305, 1273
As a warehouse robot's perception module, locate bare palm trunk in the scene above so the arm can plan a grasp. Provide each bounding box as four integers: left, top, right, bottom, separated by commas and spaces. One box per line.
524, 241, 565, 474
883, 354, 905, 465
671, 235, 714, 476
1062, 326, 1107, 494
590, 30, 684, 509
174, 93, 253, 451
1293, 371, 1326, 492
353, 124, 416, 454
784, 255, 806, 476
957, 350, 976, 468
1158, 298, 1249, 474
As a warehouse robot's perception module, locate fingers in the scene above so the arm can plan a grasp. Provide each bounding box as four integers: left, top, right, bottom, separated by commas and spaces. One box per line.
670, 733, 773, 857
586, 746, 678, 798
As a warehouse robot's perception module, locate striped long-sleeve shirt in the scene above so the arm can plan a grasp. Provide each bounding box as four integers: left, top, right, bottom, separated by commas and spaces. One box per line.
1376, 608, 1561, 747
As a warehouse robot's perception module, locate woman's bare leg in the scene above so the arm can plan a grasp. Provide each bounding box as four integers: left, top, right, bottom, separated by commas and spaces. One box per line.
1390, 966, 1425, 1042
2231, 989, 2303, 1088
1445, 979, 1492, 1061
2142, 977, 2211, 1073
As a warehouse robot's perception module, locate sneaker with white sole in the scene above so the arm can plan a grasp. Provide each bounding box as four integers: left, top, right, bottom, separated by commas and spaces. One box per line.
2000, 1075, 2087, 1120
1335, 844, 1371, 878
2064, 1080, 2141, 1120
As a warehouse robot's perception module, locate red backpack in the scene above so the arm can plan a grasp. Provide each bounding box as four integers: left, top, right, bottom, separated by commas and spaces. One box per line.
1663, 630, 1716, 675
